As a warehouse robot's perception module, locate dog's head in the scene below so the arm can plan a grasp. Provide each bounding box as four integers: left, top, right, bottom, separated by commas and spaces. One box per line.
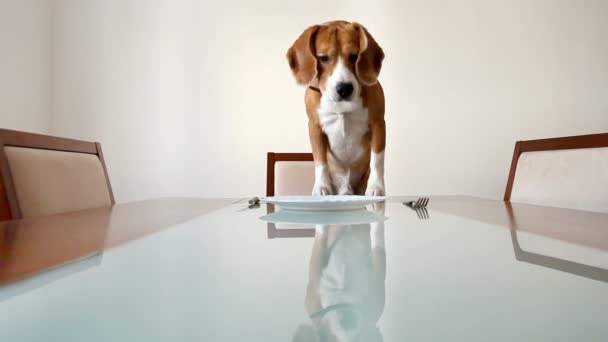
287, 21, 384, 104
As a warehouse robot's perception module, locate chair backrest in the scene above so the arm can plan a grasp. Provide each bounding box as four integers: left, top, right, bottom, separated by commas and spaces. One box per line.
266, 152, 314, 196
504, 133, 608, 213
0, 129, 114, 220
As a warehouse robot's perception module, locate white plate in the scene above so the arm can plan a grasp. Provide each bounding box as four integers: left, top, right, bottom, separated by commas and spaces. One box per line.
262, 195, 386, 211
260, 209, 386, 225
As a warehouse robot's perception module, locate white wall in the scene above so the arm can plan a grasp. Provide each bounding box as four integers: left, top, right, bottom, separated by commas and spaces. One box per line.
0, 0, 52, 134
50, 0, 608, 202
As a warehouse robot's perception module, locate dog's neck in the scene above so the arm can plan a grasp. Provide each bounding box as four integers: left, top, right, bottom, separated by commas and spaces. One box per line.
309, 85, 321, 94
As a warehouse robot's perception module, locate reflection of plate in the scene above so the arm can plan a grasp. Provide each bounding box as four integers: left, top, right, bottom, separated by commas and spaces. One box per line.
262, 195, 386, 211
260, 209, 386, 225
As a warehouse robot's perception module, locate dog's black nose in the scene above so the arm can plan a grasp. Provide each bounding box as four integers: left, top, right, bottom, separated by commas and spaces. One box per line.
336, 82, 353, 99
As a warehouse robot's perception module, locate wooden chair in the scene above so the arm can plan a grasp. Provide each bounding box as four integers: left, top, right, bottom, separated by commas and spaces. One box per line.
504, 132, 608, 213
0, 129, 114, 220
266, 152, 315, 239
266, 152, 314, 196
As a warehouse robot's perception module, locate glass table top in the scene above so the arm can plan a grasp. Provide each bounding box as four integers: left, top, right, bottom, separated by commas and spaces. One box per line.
0, 197, 607, 341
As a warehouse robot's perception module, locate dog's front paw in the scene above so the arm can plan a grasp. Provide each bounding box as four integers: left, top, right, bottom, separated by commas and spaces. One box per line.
312, 181, 333, 196
365, 177, 385, 196
313, 165, 333, 195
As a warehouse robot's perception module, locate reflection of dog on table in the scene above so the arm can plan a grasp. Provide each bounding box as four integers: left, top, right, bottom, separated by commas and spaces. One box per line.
293, 206, 386, 342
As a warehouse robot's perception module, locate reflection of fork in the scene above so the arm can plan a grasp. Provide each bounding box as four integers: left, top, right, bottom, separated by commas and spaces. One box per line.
403, 197, 430, 220
413, 207, 429, 220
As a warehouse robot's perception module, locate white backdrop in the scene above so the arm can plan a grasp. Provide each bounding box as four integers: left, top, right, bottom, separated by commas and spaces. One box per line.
0, 0, 52, 134
3, 0, 608, 202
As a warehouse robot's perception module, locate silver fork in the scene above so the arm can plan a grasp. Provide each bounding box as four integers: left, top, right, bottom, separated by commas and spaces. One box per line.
404, 197, 429, 209
403, 197, 430, 220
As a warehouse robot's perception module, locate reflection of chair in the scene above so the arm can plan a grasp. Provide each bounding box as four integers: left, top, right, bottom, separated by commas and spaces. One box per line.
266, 207, 316, 238
0, 206, 110, 287
0, 129, 114, 220
504, 133, 608, 213
506, 203, 608, 283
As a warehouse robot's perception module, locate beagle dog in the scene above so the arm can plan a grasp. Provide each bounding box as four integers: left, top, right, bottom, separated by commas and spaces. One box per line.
287, 21, 386, 196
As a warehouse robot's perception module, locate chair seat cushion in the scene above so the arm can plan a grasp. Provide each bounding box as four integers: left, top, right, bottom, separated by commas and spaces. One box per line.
275, 161, 315, 196
5, 146, 112, 217
510, 147, 608, 213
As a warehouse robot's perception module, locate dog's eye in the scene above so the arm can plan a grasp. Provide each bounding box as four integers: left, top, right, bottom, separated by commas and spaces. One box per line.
348, 53, 358, 64
317, 55, 329, 63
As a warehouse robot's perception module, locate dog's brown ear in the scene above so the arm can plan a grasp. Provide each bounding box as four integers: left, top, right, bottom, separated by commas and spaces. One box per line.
354, 23, 384, 86
287, 25, 320, 85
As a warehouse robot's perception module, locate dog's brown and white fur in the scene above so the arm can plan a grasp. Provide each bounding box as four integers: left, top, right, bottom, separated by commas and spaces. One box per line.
287, 21, 386, 196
